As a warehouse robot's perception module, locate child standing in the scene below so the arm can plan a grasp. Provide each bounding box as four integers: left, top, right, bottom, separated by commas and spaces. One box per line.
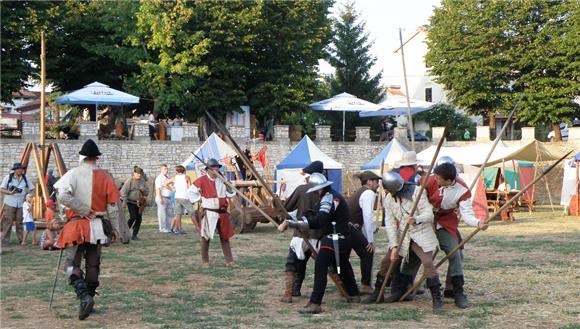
21, 193, 37, 246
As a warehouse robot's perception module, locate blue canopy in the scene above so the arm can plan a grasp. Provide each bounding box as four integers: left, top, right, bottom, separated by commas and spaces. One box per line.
276, 135, 343, 192
56, 82, 139, 106
360, 139, 409, 170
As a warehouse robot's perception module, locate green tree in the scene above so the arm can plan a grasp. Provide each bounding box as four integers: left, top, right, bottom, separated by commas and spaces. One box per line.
426, 0, 579, 140
246, 0, 333, 124
415, 104, 475, 141
323, 2, 384, 140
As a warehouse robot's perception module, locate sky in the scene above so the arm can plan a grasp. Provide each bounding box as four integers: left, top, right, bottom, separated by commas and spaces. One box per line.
319, 0, 441, 86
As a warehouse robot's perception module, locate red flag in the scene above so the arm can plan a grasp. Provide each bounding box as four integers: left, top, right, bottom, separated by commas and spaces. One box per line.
255, 146, 268, 168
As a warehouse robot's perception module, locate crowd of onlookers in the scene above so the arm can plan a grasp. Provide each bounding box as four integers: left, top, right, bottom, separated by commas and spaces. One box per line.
0, 161, 198, 252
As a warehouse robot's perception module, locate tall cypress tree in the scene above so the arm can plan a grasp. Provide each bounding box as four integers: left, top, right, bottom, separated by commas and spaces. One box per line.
327, 2, 383, 103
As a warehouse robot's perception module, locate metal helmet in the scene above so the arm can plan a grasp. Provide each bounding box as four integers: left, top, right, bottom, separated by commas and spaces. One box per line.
205, 158, 222, 169
382, 172, 404, 194
436, 156, 455, 167
306, 172, 333, 193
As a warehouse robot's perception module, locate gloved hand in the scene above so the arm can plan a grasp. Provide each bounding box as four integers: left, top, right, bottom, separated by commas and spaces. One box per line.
285, 218, 310, 231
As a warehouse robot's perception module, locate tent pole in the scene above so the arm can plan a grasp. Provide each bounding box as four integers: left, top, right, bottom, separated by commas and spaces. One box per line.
343, 111, 345, 141
537, 142, 555, 211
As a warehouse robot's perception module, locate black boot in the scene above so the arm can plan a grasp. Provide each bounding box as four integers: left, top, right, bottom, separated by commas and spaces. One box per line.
361, 274, 385, 304
384, 273, 412, 303
293, 271, 304, 297
427, 277, 444, 313
70, 276, 95, 320
451, 275, 469, 308
86, 282, 99, 314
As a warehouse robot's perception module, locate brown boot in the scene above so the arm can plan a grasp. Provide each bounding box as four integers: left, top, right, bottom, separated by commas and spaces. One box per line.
201, 238, 210, 267
279, 272, 295, 303
299, 303, 322, 314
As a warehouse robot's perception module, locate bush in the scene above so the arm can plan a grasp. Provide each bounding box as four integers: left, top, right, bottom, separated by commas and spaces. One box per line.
415, 103, 475, 141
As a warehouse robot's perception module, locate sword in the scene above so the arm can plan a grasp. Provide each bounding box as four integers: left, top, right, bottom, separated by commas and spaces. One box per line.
48, 247, 64, 310
331, 221, 341, 274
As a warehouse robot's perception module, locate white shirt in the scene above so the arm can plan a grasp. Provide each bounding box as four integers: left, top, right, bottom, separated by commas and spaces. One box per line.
155, 174, 171, 198
174, 174, 189, 199
148, 114, 155, 126
359, 189, 377, 244
22, 201, 34, 223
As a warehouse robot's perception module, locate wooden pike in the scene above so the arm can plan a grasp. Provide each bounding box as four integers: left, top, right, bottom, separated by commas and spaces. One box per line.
376, 126, 449, 303
205, 111, 351, 298
399, 150, 573, 301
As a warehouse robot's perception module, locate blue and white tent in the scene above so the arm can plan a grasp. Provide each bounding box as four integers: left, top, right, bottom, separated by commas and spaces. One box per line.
181, 133, 239, 179
276, 135, 343, 197
360, 139, 408, 170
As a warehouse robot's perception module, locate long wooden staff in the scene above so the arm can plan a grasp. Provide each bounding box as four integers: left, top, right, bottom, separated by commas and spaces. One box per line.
399, 150, 572, 301
376, 126, 449, 302
192, 153, 280, 230
205, 111, 350, 298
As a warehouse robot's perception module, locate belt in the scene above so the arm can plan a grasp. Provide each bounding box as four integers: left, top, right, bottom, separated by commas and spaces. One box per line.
204, 207, 228, 214
325, 234, 346, 239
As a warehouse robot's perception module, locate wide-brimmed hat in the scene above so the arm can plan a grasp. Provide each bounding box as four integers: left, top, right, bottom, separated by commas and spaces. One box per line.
205, 158, 222, 169
395, 151, 418, 167
302, 161, 324, 175
78, 139, 102, 157
11, 162, 26, 170
357, 170, 382, 183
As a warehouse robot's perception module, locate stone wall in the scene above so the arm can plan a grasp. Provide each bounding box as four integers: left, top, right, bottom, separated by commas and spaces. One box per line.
1, 125, 576, 203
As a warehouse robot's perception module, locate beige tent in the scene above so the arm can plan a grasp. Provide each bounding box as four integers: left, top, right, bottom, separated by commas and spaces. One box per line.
417, 140, 566, 166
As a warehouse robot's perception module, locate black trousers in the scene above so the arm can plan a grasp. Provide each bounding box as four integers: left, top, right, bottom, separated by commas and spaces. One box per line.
349, 225, 374, 286
310, 237, 359, 305
70, 243, 102, 286
127, 202, 142, 237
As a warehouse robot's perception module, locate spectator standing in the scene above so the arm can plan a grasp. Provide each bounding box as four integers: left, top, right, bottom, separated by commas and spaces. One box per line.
120, 167, 149, 240
163, 165, 192, 234
21, 193, 37, 246
148, 111, 157, 140
155, 164, 173, 233
463, 128, 471, 141
0, 163, 34, 246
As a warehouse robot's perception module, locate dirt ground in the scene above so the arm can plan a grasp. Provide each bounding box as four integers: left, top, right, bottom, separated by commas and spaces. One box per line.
1, 206, 579, 329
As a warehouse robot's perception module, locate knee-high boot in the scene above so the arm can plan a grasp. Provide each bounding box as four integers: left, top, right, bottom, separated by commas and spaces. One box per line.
293, 271, 304, 297
70, 275, 95, 320
279, 271, 295, 303
427, 276, 444, 313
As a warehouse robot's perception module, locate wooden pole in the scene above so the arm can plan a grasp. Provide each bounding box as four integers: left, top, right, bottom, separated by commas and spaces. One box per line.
205, 111, 350, 298
51, 144, 67, 176
40, 31, 46, 160
376, 126, 449, 302
31, 144, 50, 202
399, 151, 573, 301
398, 28, 415, 152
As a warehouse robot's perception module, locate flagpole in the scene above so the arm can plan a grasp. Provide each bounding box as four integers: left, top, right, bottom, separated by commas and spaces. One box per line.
343, 111, 346, 141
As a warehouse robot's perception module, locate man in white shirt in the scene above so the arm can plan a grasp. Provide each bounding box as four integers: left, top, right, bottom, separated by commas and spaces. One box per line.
1, 162, 34, 246
155, 164, 173, 233
347, 170, 381, 294
148, 111, 157, 140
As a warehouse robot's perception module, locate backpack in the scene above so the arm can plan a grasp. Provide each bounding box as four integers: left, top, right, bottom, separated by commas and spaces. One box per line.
6, 173, 29, 189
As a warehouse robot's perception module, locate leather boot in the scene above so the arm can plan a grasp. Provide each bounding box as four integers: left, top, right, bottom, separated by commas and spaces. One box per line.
220, 239, 235, 267
427, 277, 444, 313
292, 271, 304, 297
200, 238, 210, 267
361, 273, 385, 304
451, 275, 469, 308
299, 303, 322, 314
384, 273, 412, 303
86, 282, 99, 313
444, 274, 454, 298
279, 272, 295, 303
70, 276, 95, 320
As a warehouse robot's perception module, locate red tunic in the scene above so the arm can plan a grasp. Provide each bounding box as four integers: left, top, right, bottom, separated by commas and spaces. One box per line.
193, 175, 235, 240
57, 168, 120, 247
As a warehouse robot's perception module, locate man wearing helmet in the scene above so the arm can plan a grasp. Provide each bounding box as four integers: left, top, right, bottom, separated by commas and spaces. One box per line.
279, 161, 324, 303
380, 171, 444, 313
402, 159, 489, 309
187, 158, 237, 267
285, 172, 359, 314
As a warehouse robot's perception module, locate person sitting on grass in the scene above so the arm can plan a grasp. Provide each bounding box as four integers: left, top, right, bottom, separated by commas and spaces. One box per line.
21, 193, 37, 246
40, 218, 61, 251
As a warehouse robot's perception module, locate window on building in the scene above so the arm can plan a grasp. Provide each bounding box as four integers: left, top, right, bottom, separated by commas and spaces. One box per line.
425, 88, 433, 102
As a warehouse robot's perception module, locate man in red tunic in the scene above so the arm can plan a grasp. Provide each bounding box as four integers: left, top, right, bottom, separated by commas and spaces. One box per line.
188, 158, 236, 267
54, 139, 120, 320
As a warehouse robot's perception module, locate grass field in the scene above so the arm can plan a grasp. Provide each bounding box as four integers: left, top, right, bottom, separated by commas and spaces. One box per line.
1, 206, 579, 329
